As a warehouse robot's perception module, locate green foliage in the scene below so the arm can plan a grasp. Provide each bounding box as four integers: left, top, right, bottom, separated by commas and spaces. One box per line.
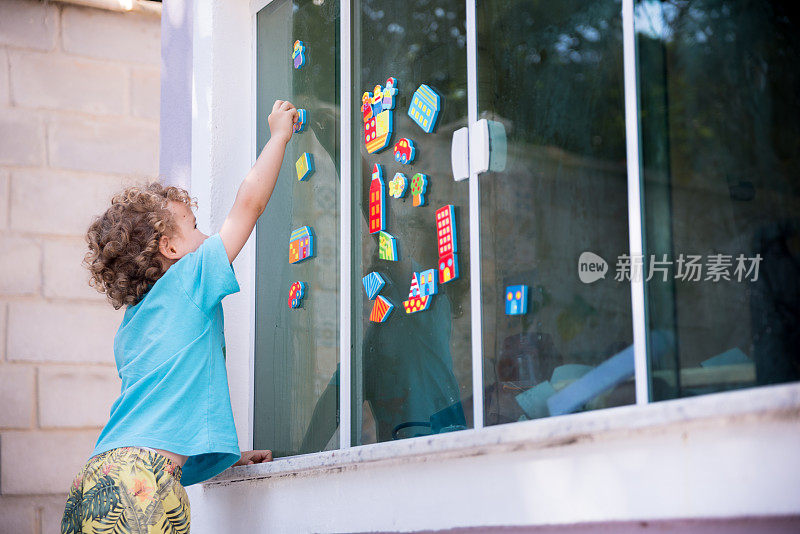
61, 485, 84, 534
160, 502, 191, 534
81, 475, 121, 522
92, 501, 130, 534
410, 173, 424, 195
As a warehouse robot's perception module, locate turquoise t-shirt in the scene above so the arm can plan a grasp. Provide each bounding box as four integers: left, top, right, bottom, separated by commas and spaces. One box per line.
91, 233, 241, 486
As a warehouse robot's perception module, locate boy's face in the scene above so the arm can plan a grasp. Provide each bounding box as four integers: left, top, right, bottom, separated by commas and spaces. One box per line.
161, 201, 208, 261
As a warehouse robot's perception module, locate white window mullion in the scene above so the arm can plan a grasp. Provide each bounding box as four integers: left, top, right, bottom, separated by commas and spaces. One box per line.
339, 0, 353, 448
622, 0, 649, 405
466, 0, 484, 429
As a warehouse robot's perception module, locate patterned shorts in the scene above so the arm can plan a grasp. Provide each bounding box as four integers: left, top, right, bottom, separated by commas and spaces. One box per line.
60, 447, 189, 534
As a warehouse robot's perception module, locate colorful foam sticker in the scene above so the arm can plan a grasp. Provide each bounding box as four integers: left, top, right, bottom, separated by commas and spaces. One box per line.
505, 285, 529, 315
362, 77, 397, 154
370, 295, 394, 323
289, 226, 314, 263
408, 84, 441, 133
393, 138, 416, 164
294, 109, 307, 133
403, 272, 431, 314
419, 269, 438, 297
435, 205, 459, 283
410, 173, 428, 207
389, 173, 408, 199
362, 272, 386, 300
288, 281, 306, 308
368, 164, 386, 234
295, 152, 314, 181
292, 40, 306, 69
378, 230, 398, 261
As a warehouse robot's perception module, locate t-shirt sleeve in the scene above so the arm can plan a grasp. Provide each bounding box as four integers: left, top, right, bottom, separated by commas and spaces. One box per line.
176, 233, 240, 312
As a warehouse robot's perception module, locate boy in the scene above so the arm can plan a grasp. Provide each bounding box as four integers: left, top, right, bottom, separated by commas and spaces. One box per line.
60, 100, 298, 533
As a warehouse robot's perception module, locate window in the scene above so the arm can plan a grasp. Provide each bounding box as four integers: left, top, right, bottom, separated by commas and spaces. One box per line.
253, 0, 340, 457
252, 0, 799, 458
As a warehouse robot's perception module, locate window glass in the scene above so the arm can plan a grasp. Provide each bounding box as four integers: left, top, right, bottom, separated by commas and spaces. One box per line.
253, 0, 340, 457
476, 0, 635, 424
350, 0, 472, 445
637, 0, 800, 399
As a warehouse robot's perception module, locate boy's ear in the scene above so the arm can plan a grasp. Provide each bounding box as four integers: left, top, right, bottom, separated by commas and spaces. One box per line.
159, 234, 181, 260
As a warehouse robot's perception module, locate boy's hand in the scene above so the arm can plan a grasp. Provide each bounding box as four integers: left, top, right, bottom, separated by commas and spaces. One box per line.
268, 100, 298, 144
232, 449, 273, 466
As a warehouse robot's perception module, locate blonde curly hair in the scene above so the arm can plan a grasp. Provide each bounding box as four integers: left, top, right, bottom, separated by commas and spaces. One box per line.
85, 182, 197, 309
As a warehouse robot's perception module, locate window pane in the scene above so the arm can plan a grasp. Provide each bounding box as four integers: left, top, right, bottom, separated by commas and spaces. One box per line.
637, 0, 800, 399
253, 0, 340, 457
351, 0, 472, 445
477, 0, 634, 424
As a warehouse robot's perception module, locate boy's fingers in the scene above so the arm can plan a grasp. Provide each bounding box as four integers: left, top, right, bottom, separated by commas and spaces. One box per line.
272, 100, 284, 113
280, 101, 294, 111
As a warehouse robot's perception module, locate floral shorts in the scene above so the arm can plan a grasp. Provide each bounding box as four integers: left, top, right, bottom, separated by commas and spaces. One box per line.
60, 447, 189, 534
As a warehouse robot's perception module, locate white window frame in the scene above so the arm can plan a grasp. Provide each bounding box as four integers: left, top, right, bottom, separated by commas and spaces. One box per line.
224, 0, 799, 473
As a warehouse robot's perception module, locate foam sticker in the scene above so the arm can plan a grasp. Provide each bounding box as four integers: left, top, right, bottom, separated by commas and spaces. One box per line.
389, 173, 408, 199
362, 77, 397, 154
435, 205, 459, 283
370, 295, 394, 322
410, 173, 428, 207
378, 231, 398, 261
402, 272, 431, 314
288, 281, 306, 308
294, 109, 307, 133
368, 164, 386, 234
362, 272, 386, 300
419, 269, 438, 297
289, 226, 314, 263
505, 285, 529, 315
293, 40, 306, 69
393, 138, 416, 164
408, 84, 441, 133
295, 152, 314, 181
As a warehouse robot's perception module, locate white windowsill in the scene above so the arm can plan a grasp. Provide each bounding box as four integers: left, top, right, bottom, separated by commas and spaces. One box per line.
203, 381, 800, 487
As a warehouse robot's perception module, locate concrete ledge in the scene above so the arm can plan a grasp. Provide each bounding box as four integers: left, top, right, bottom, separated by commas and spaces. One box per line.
205, 382, 800, 486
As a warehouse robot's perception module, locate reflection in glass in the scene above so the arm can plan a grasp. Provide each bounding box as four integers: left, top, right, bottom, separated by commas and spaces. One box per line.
477, 0, 634, 424
253, 0, 340, 457
349, 0, 473, 445
637, 0, 800, 399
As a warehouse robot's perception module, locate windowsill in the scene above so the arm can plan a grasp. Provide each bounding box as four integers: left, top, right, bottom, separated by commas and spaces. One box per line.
204, 382, 800, 487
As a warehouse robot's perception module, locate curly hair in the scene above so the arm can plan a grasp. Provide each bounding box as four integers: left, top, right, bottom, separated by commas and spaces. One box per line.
85, 182, 197, 309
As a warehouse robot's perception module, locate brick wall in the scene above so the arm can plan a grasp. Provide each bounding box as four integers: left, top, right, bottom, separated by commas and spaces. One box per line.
0, 1, 161, 532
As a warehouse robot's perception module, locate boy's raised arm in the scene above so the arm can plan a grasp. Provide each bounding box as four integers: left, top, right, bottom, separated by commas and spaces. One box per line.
219, 100, 298, 263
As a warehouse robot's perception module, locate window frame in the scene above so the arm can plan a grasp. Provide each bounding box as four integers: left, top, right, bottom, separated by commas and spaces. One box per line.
237, 0, 786, 470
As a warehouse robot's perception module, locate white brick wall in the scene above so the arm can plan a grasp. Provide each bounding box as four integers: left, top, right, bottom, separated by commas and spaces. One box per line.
7, 300, 122, 363
0, 1, 58, 51
0, 364, 35, 428
38, 365, 120, 428
0, 108, 45, 166
61, 6, 161, 64
47, 114, 158, 175
0, 1, 161, 531
0, 430, 100, 495
9, 169, 138, 235
9, 51, 128, 115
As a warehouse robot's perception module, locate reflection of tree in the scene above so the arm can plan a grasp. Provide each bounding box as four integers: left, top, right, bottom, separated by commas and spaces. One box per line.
638, 0, 800, 197
478, 0, 626, 160
637, 0, 800, 399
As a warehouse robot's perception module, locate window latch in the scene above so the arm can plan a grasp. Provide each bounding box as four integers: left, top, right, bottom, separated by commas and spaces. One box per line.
451, 119, 507, 181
